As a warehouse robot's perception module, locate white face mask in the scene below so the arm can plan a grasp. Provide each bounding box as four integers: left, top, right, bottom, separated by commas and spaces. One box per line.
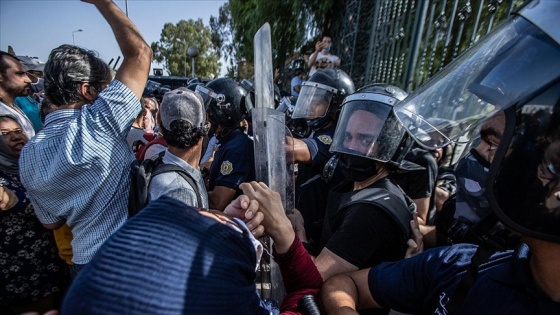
30, 77, 44, 93
322, 44, 332, 53
232, 217, 264, 271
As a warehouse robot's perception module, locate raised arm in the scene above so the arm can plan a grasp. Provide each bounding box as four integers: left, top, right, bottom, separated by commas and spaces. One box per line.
85, 0, 152, 99
307, 41, 323, 69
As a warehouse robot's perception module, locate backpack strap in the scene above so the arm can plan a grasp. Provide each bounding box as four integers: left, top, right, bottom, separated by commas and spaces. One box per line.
151, 160, 203, 208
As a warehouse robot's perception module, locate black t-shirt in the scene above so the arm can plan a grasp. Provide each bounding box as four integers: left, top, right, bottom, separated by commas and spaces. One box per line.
325, 202, 404, 268
321, 178, 409, 269
392, 147, 438, 223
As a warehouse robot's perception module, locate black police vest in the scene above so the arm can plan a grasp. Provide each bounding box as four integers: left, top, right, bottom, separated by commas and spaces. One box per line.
320, 180, 415, 256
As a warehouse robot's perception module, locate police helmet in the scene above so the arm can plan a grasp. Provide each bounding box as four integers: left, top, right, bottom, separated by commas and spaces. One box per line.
394, 0, 560, 245
330, 84, 411, 167
187, 82, 204, 92
292, 68, 355, 130
196, 78, 248, 130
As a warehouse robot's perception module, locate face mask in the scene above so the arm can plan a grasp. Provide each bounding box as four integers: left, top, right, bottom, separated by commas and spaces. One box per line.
231, 217, 264, 271
338, 152, 379, 182
322, 44, 332, 53
454, 148, 492, 222
30, 77, 44, 93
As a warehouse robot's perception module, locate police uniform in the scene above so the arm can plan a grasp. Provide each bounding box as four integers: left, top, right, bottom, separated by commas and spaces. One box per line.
317, 177, 412, 267
368, 243, 560, 314
295, 124, 343, 247
208, 129, 255, 196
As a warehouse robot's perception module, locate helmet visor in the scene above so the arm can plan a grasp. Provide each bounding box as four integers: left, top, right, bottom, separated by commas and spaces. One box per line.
292, 82, 334, 119
331, 97, 403, 163
195, 85, 223, 111
491, 81, 560, 243
394, 17, 560, 150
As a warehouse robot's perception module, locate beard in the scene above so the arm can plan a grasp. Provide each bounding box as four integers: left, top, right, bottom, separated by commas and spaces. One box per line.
1, 82, 32, 99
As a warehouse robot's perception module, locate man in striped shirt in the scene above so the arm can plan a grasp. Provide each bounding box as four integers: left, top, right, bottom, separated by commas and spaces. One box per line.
19, 0, 152, 277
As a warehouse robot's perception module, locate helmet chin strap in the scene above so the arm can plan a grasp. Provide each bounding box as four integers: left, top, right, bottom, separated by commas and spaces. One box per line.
307, 115, 332, 131
216, 126, 243, 140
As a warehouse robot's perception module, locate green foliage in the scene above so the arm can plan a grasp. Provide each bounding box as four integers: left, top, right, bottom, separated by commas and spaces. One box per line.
210, 0, 336, 79
151, 19, 220, 78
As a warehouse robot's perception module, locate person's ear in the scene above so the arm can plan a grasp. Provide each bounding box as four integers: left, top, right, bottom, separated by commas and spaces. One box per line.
80, 83, 96, 102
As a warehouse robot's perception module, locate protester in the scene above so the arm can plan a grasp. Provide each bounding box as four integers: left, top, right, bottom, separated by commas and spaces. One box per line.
14, 56, 45, 132
126, 97, 155, 153
0, 115, 68, 315
60, 190, 321, 315
37, 98, 75, 269
291, 69, 304, 97
19, 0, 152, 277
196, 78, 255, 210
307, 35, 341, 77
0, 52, 36, 138
143, 96, 159, 121
320, 2, 560, 312
135, 108, 168, 160
289, 68, 354, 247
148, 88, 210, 208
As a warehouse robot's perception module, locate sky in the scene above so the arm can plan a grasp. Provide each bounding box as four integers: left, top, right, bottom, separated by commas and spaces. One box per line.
0, 0, 228, 76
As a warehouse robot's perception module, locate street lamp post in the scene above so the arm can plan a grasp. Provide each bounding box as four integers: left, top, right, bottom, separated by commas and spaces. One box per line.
72, 29, 83, 45
187, 46, 199, 78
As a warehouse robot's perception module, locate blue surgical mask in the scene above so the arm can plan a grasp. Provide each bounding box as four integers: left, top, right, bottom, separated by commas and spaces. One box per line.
322, 44, 332, 53
30, 77, 44, 93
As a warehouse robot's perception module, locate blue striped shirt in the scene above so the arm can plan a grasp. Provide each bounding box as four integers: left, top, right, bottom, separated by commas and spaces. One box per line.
20, 80, 140, 264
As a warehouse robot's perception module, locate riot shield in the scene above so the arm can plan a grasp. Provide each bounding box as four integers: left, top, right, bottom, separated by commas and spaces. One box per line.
253, 22, 298, 303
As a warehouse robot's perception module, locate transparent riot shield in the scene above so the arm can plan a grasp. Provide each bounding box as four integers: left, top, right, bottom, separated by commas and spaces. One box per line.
252, 108, 296, 303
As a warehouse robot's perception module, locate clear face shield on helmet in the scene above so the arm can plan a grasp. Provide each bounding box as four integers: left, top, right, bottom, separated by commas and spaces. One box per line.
196, 85, 225, 111
394, 2, 560, 244
330, 94, 405, 163
394, 15, 560, 152
292, 81, 336, 120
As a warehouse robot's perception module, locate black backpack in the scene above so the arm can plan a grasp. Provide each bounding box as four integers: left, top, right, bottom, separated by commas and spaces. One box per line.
128, 151, 202, 218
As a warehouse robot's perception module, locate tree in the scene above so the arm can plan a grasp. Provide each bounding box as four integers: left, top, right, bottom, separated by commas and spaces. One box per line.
210, 0, 336, 80
151, 19, 220, 78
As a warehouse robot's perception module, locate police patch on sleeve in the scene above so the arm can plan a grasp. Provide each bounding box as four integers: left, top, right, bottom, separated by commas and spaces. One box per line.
220, 160, 234, 175
317, 135, 332, 145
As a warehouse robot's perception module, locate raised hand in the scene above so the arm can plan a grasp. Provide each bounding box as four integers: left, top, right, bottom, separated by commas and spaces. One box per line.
224, 194, 265, 237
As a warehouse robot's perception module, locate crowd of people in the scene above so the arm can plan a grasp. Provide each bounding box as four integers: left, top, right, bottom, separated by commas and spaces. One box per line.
1, 0, 560, 314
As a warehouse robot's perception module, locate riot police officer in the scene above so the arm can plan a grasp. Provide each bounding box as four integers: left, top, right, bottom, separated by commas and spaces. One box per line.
311, 84, 416, 282
321, 2, 560, 313
196, 78, 255, 210
289, 68, 355, 248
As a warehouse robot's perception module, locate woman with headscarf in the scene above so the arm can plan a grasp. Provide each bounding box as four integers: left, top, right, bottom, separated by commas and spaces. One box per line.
0, 115, 68, 314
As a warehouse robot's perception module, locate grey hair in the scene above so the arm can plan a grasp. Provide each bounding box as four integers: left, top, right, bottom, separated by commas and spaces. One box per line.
44, 45, 112, 106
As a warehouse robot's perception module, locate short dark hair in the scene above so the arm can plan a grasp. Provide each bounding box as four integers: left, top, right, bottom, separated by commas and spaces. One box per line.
40, 98, 56, 123
0, 51, 19, 75
44, 45, 112, 106
160, 119, 206, 149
